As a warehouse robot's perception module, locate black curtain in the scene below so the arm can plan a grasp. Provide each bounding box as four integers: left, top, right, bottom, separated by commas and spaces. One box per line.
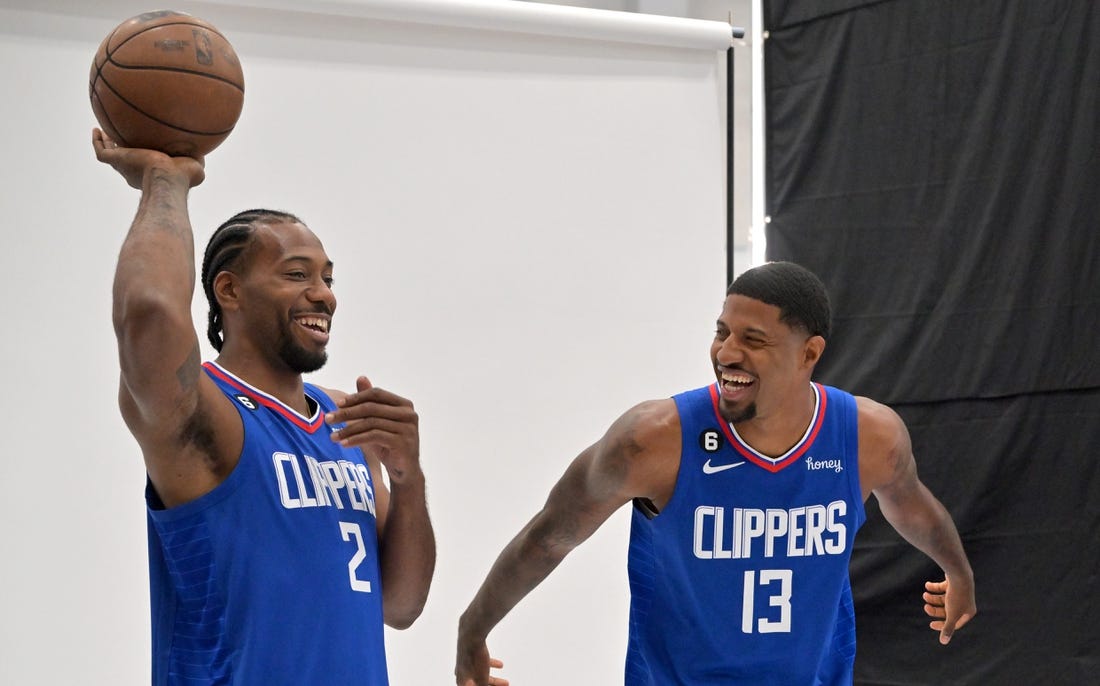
763, 1, 1100, 683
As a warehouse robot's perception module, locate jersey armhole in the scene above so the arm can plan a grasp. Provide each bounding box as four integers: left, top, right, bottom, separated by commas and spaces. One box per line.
633, 497, 660, 519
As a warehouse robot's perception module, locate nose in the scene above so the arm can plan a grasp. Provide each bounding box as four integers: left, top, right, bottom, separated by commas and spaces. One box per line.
714, 336, 744, 368
306, 277, 336, 312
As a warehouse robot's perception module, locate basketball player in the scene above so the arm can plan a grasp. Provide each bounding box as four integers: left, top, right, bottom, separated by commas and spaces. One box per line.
455, 261, 976, 685
93, 129, 435, 685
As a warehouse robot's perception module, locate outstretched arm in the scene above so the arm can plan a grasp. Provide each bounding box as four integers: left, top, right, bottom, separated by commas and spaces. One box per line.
96, 129, 238, 507
326, 377, 436, 629
455, 399, 681, 686
858, 397, 977, 645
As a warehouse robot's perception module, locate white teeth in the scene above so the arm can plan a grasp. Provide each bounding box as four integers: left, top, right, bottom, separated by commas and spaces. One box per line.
298, 316, 329, 333
721, 372, 751, 384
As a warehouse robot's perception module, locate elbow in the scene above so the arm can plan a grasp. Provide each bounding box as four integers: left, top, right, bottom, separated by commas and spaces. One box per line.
113, 287, 165, 335
384, 601, 426, 631
112, 289, 191, 351
521, 511, 580, 565
381, 562, 434, 631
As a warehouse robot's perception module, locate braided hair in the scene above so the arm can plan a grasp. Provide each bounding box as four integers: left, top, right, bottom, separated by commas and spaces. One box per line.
200, 209, 302, 351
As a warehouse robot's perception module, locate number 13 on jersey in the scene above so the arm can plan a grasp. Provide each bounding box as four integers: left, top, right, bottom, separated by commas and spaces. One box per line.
742, 569, 792, 633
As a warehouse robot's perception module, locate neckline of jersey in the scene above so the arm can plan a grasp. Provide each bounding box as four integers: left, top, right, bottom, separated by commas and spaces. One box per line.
203, 361, 325, 433
709, 382, 827, 473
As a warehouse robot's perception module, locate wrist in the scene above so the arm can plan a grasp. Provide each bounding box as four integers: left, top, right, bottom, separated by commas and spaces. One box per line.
457, 610, 487, 643
143, 164, 192, 194
387, 464, 426, 490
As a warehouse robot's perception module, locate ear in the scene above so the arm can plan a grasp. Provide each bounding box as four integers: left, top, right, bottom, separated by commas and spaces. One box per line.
802, 335, 826, 369
213, 271, 241, 312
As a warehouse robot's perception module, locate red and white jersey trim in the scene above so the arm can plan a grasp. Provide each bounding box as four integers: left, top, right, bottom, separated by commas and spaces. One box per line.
708, 382, 828, 473
203, 361, 325, 433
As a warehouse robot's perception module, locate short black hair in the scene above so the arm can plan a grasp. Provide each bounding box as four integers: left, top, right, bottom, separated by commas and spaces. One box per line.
727, 261, 831, 339
200, 209, 303, 351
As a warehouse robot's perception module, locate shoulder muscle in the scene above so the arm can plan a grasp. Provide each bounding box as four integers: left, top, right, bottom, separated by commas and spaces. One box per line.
587, 398, 681, 508
856, 396, 914, 498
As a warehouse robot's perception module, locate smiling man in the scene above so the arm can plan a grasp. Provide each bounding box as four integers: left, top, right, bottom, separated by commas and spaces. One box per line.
456, 261, 976, 686
94, 129, 435, 685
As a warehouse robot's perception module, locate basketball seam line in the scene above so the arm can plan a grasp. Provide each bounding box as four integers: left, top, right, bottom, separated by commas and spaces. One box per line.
101, 60, 245, 93
94, 76, 238, 137
89, 89, 134, 148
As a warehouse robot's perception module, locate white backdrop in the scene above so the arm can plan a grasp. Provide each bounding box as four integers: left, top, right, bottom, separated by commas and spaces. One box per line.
0, 0, 730, 683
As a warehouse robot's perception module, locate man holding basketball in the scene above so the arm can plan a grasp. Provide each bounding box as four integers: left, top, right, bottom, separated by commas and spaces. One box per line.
455, 261, 976, 685
94, 129, 435, 685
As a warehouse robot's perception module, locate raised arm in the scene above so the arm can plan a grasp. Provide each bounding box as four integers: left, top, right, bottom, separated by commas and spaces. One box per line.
325, 377, 436, 630
454, 399, 681, 686
857, 396, 977, 644
95, 129, 239, 507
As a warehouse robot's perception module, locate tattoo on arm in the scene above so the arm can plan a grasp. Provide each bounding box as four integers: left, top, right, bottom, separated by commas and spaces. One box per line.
537, 414, 647, 552
596, 414, 644, 496
176, 344, 201, 391
174, 344, 219, 462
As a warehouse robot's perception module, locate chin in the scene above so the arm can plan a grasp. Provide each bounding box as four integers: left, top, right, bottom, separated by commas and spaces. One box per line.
720, 401, 756, 425
279, 342, 328, 374
295, 359, 327, 374
296, 353, 328, 374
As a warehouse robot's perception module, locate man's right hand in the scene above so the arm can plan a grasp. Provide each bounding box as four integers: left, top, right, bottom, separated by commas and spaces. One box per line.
92, 128, 205, 190
455, 636, 509, 686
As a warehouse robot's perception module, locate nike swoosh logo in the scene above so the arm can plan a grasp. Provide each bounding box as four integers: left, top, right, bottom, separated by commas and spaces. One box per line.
702, 459, 746, 474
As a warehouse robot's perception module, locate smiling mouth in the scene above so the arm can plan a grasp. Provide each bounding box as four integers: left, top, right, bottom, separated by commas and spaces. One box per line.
721, 371, 753, 389
295, 315, 331, 341
719, 371, 755, 399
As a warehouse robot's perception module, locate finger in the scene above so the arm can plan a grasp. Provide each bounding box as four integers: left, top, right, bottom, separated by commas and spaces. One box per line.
357, 375, 373, 392
488, 679, 510, 686
330, 426, 415, 452
338, 386, 411, 410
327, 400, 413, 419
952, 612, 974, 632
328, 400, 415, 424
925, 579, 948, 593
936, 605, 976, 645
332, 429, 414, 452
92, 128, 112, 159
489, 658, 504, 669
327, 413, 416, 442
331, 427, 385, 447
922, 591, 945, 606
924, 603, 946, 619
939, 615, 958, 645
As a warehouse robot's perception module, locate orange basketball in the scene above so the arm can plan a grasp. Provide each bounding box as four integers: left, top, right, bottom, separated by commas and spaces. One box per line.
89, 10, 245, 157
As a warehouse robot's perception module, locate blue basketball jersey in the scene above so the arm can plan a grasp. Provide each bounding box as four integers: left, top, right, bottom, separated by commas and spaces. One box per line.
146, 362, 389, 685
625, 383, 865, 685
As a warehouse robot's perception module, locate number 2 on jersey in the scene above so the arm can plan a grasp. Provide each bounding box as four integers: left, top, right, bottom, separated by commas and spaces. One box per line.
340, 521, 373, 593
742, 569, 792, 633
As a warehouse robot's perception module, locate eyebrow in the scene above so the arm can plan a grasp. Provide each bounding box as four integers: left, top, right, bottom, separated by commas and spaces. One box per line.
281, 255, 334, 269
715, 319, 767, 333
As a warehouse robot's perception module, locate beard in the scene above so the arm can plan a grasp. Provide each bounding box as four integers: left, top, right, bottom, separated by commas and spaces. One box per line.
275, 326, 328, 374
719, 400, 757, 425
